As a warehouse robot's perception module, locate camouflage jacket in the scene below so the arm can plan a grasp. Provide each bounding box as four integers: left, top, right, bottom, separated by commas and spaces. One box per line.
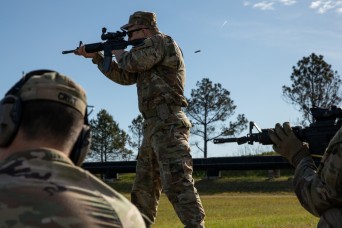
0, 148, 145, 228
92, 32, 188, 115
293, 127, 342, 217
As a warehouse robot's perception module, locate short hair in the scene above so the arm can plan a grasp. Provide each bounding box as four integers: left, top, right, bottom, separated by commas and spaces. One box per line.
20, 100, 84, 146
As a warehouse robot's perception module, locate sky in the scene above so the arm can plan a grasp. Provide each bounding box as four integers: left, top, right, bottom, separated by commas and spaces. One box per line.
1, 0, 342, 158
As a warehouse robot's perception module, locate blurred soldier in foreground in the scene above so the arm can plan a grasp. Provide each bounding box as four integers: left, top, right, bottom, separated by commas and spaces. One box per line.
269, 122, 342, 227
0, 70, 145, 227
75, 11, 206, 227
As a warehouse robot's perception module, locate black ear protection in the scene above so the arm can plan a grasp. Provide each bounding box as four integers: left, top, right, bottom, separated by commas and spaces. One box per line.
0, 70, 49, 147
0, 70, 91, 166
69, 108, 92, 166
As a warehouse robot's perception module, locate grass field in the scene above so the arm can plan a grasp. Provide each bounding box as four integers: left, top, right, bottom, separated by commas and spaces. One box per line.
106, 171, 320, 227
154, 193, 318, 227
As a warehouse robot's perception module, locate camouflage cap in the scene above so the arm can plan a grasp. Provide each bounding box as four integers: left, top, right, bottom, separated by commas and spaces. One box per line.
19, 70, 87, 116
121, 11, 157, 30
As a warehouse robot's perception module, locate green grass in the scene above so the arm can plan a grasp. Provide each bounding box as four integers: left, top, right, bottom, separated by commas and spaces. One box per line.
105, 172, 319, 227
154, 193, 318, 228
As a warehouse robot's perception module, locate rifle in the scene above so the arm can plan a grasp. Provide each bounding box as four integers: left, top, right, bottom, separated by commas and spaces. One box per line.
213, 106, 342, 156
62, 27, 145, 72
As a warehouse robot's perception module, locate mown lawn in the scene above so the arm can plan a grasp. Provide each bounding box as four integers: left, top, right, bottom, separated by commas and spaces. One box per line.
105, 172, 319, 227
154, 193, 318, 228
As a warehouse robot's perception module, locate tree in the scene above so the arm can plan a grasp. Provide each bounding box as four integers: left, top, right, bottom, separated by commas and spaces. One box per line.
185, 78, 248, 158
89, 109, 133, 162
128, 114, 144, 154
283, 53, 342, 125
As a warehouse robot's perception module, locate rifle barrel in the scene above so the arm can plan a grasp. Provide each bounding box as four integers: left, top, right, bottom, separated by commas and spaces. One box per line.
62, 50, 75, 54
213, 138, 239, 144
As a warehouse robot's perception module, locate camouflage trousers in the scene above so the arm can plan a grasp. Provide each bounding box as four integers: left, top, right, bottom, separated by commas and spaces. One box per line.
317, 208, 342, 227
131, 117, 205, 227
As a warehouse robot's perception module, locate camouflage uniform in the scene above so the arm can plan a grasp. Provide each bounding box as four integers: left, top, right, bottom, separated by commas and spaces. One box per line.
293, 127, 342, 227
92, 11, 205, 228
0, 148, 145, 227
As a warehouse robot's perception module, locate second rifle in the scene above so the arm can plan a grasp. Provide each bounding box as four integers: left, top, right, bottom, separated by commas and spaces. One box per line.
213, 106, 342, 156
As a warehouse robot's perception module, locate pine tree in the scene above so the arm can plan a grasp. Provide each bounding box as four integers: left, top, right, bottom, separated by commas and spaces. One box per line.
185, 78, 248, 158
128, 114, 144, 155
88, 109, 133, 162
282, 53, 342, 125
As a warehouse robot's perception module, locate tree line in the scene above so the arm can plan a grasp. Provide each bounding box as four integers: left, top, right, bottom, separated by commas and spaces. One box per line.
85, 53, 342, 162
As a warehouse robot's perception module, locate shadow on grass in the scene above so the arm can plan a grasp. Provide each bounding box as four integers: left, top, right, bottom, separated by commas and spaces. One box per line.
194, 177, 294, 194
105, 176, 294, 195
106, 181, 134, 194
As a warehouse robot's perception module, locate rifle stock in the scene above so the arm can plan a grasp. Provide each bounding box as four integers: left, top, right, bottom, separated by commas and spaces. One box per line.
214, 106, 342, 155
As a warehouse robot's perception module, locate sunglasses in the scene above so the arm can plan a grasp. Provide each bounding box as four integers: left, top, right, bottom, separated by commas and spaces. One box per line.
127, 28, 145, 38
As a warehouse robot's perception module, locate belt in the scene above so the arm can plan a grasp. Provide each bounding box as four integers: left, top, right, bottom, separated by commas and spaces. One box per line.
142, 105, 182, 119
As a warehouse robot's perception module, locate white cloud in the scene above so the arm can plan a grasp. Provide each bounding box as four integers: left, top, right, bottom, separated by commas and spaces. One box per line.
310, 1, 321, 9
246, 0, 297, 10
253, 1, 275, 10
279, 0, 296, 5
244, 0, 342, 14
309, 0, 342, 14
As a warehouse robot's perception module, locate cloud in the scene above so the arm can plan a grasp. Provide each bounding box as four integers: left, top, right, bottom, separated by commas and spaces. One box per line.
244, 0, 342, 14
310, 0, 342, 14
244, 0, 297, 10
254, 1, 275, 10
279, 0, 296, 5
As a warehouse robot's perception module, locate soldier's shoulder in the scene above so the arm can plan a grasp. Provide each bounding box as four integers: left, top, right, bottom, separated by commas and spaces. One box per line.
151, 33, 173, 44
132, 33, 167, 51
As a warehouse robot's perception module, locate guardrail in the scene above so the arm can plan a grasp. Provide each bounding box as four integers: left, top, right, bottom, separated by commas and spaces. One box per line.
82, 155, 321, 178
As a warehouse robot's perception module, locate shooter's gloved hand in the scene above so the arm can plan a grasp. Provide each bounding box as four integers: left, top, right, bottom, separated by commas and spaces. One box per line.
268, 122, 310, 167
